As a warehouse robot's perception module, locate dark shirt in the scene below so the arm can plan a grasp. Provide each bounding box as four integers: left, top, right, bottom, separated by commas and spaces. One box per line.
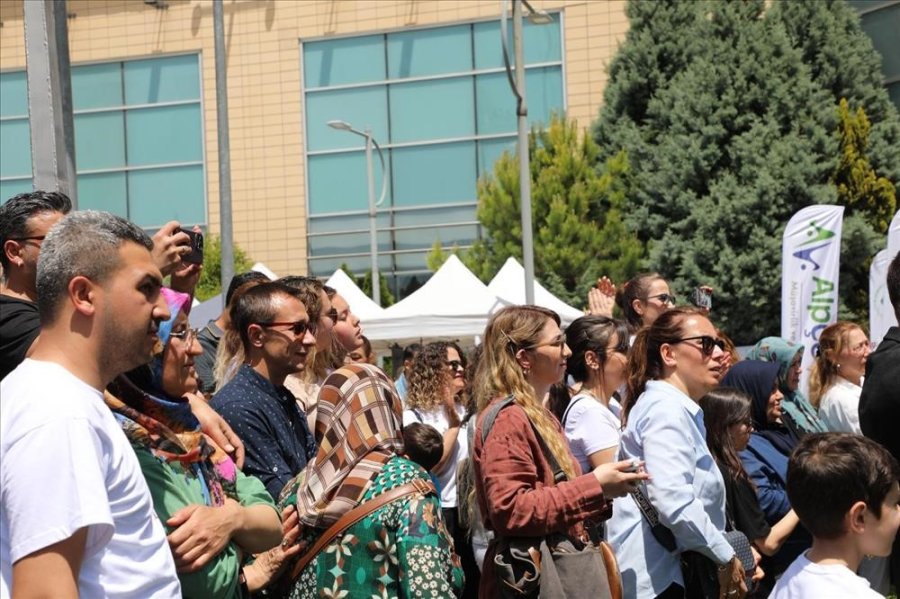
194, 320, 222, 394
0, 295, 40, 381
211, 364, 316, 499
860, 326, 900, 462
721, 467, 770, 542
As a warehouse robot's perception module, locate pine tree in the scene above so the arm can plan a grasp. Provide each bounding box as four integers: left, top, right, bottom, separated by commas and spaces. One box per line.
466, 114, 644, 306
193, 235, 254, 301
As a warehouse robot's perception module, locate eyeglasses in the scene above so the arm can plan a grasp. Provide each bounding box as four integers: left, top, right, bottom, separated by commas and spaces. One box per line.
673, 335, 725, 357
733, 418, 754, 429
10, 235, 46, 243
525, 334, 567, 351
848, 340, 873, 354
445, 359, 465, 371
258, 320, 311, 337
169, 327, 199, 346
646, 293, 677, 306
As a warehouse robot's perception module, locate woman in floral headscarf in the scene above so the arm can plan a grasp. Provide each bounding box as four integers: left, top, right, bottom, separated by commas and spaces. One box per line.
106, 288, 282, 598
274, 363, 463, 599
745, 337, 828, 437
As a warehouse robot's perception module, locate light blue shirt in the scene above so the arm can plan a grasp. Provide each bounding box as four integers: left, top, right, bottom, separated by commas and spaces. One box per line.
607, 380, 734, 598
394, 373, 408, 403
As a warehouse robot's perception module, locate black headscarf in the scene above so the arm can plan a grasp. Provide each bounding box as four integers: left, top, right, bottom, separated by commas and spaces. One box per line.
720, 360, 799, 456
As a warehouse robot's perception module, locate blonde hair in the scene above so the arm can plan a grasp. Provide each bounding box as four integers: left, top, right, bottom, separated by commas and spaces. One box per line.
212, 277, 266, 391
474, 305, 577, 480
808, 321, 864, 408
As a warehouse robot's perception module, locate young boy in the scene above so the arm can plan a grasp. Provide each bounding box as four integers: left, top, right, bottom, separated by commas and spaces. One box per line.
770, 433, 900, 598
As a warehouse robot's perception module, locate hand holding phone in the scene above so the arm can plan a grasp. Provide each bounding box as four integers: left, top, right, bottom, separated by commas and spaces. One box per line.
178, 228, 204, 265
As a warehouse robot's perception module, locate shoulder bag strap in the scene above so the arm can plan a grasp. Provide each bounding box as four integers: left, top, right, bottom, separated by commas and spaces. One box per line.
629, 485, 677, 552
561, 394, 587, 428
290, 477, 435, 580
479, 395, 517, 445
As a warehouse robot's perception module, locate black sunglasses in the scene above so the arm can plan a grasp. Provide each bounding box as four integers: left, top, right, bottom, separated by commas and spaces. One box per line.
646, 293, 677, 305
258, 320, 311, 337
445, 359, 465, 371
674, 335, 725, 357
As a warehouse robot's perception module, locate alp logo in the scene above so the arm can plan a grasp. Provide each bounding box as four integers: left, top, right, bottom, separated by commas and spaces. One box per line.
792, 220, 838, 271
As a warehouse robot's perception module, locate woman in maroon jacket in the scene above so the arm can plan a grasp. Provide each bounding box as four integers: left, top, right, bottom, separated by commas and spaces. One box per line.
472, 305, 647, 598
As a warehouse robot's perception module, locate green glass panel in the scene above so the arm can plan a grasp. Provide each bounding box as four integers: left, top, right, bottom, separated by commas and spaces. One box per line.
389, 77, 474, 143
861, 4, 900, 78
308, 229, 392, 257
74, 111, 126, 170
72, 62, 123, 110
307, 255, 375, 278
125, 104, 202, 166
307, 150, 391, 215
394, 224, 479, 251
0, 71, 28, 118
0, 178, 33, 204
76, 172, 127, 216
477, 137, 516, 177
473, 17, 561, 70
392, 204, 478, 227
305, 86, 389, 152
0, 119, 32, 177
303, 35, 386, 88
475, 67, 562, 135
523, 66, 564, 128
127, 165, 205, 228
888, 81, 900, 109
391, 141, 476, 206
387, 24, 472, 79
393, 251, 431, 270
124, 54, 200, 105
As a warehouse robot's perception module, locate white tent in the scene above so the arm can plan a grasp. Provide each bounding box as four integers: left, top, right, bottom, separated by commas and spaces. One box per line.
487, 257, 583, 325
324, 268, 386, 322
364, 255, 509, 344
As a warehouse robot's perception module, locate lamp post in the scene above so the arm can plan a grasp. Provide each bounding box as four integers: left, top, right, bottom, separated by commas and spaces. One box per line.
327, 120, 388, 305
500, 0, 551, 305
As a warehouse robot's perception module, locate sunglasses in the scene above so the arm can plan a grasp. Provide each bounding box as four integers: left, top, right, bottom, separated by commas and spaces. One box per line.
258, 320, 311, 337
646, 293, 677, 305
674, 335, 725, 357
445, 359, 465, 371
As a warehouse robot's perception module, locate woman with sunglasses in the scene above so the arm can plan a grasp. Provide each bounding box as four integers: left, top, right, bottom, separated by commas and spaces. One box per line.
105, 288, 283, 597
403, 340, 479, 596
700, 387, 801, 594
615, 272, 679, 335
608, 308, 745, 599
473, 305, 648, 598
808, 321, 871, 434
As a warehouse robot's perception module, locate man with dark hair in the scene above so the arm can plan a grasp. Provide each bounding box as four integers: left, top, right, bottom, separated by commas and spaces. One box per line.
859, 250, 900, 583
211, 282, 318, 499
194, 270, 270, 393
0, 191, 71, 380
771, 433, 900, 598
394, 342, 422, 402
0, 210, 181, 597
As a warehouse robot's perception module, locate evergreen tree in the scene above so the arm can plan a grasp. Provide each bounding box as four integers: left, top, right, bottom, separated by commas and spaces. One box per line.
425, 239, 461, 272
338, 263, 395, 307
193, 235, 254, 301
466, 114, 644, 306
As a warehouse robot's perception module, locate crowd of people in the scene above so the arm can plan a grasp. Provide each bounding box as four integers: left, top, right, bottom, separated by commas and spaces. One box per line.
0, 190, 898, 599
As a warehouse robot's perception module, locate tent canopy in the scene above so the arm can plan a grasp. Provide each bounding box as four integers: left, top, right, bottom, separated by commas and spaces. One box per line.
487, 257, 583, 324
324, 268, 386, 322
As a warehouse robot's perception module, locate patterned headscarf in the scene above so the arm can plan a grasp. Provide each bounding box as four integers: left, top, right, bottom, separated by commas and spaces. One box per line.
294, 363, 404, 529
146, 287, 192, 393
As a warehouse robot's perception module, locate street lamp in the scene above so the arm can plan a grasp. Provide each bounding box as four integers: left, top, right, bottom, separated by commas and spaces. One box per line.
500, 0, 551, 305
327, 120, 388, 305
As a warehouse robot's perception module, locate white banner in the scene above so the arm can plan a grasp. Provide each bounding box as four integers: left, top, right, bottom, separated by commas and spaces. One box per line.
888, 210, 900, 259
870, 249, 894, 346
781, 204, 844, 395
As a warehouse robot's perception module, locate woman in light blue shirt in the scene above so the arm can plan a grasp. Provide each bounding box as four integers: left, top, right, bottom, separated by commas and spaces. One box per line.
607, 308, 745, 599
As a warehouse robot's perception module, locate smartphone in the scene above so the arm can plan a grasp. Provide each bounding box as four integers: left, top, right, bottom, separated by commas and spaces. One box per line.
179, 228, 204, 265
690, 287, 712, 310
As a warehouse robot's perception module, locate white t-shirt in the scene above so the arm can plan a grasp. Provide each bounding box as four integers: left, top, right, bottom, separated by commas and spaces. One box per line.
403, 403, 467, 508
769, 551, 882, 599
818, 377, 863, 434
0, 360, 180, 598
561, 393, 621, 474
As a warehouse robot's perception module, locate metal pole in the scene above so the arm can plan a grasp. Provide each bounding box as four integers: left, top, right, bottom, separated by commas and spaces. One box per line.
213, 0, 234, 295
23, 0, 77, 205
513, 1, 535, 305
366, 128, 381, 306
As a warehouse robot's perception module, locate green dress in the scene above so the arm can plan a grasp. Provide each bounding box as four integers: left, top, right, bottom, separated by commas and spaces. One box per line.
135, 445, 278, 599
289, 455, 464, 599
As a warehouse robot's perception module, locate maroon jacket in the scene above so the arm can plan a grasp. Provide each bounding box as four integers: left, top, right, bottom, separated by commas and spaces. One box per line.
473, 397, 612, 598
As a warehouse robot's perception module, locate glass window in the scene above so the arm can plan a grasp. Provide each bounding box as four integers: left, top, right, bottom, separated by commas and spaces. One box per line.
389, 77, 475, 143
126, 104, 203, 166
77, 172, 127, 215
72, 63, 123, 110
307, 151, 391, 215
391, 141, 476, 206
0, 179, 33, 204
473, 17, 562, 70
308, 229, 393, 256
124, 54, 201, 105
387, 25, 473, 79
0, 71, 28, 117
305, 86, 389, 152
0, 120, 32, 177
477, 137, 516, 178
74, 112, 126, 171
303, 35, 386, 88
860, 4, 900, 79
127, 165, 205, 227
394, 224, 480, 251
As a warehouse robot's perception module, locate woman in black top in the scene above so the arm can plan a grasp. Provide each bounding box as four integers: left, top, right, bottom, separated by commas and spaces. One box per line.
700, 387, 800, 592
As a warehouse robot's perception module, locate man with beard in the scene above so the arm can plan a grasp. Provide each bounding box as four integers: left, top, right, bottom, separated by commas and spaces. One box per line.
212, 282, 318, 499
0, 211, 181, 597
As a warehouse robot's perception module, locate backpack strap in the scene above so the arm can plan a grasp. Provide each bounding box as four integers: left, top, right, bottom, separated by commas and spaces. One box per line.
561, 394, 588, 428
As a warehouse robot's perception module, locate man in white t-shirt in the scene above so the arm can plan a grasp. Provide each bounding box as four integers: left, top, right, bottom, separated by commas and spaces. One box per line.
770, 433, 900, 599
0, 211, 181, 598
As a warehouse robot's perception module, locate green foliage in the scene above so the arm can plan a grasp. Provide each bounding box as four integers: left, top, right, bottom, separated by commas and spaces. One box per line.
193, 235, 254, 301
425, 239, 461, 272
466, 114, 645, 306
338, 263, 395, 307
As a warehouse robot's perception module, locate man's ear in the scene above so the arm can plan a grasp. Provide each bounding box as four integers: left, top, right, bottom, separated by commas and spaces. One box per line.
68, 276, 97, 317
847, 500, 868, 535
3, 240, 23, 268
247, 323, 265, 348
660, 342, 678, 368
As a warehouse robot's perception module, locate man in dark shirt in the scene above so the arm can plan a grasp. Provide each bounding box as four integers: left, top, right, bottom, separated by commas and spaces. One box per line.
211, 281, 318, 499
859, 250, 900, 583
0, 191, 72, 380
194, 270, 269, 393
